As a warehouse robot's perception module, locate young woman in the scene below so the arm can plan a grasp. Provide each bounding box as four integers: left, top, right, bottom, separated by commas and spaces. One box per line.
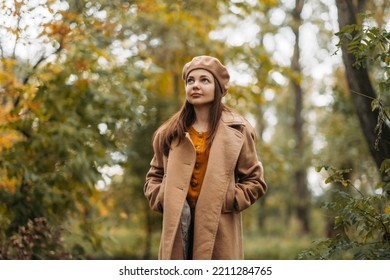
144, 55, 267, 260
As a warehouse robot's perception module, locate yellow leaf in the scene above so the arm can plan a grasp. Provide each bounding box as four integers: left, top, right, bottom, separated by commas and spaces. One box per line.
100, 206, 109, 217
0, 168, 20, 193
385, 56, 390, 65
0, 130, 23, 151
120, 212, 128, 219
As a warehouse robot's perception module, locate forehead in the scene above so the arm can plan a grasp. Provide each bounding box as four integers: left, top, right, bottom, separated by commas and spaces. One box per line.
187, 69, 213, 78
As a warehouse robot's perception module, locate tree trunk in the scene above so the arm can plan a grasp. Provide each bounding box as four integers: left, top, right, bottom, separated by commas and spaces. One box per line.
144, 207, 153, 259
254, 104, 267, 229
291, 0, 310, 234
335, 0, 390, 169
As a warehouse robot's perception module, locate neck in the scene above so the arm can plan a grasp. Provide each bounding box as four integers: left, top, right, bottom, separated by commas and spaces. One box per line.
193, 105, 210, 132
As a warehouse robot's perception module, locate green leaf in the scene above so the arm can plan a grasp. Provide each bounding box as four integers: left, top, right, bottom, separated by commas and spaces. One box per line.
315, 166, 323, 172
371, 99, 379, 111
366, 31, 376, 40
380, 159, 390, 175
325, 177, 333, 184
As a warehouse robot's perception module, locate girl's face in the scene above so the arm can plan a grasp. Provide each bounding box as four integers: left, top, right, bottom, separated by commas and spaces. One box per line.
185, 69, 215, 108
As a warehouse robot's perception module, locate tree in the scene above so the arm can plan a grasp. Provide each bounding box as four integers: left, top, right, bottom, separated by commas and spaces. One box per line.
0, 0, 144, 257
335, 0, 390, 169
290, 0, 310, 234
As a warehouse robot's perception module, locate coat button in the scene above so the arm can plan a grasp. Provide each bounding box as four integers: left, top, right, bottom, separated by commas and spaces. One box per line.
195, 162, 200, 169
190, 180, 197, 188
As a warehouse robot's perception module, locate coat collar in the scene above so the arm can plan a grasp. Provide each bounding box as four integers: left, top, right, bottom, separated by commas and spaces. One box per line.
220, 110, 246, 127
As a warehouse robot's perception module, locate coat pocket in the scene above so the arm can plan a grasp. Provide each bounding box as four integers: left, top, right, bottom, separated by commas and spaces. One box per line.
157, 174, 167, 212
222, 178, 236, 213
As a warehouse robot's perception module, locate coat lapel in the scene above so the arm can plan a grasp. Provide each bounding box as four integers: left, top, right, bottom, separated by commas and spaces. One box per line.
193, 119, 244, 259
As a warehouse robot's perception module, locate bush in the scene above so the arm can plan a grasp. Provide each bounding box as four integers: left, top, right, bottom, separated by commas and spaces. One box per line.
299, 166, 390, 259
0, 217, 72, 259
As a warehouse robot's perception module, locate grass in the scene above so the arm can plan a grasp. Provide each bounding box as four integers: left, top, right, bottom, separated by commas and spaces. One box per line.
64, 227, 319, 260
244, 234, 314, 260
63, 210, 327, 260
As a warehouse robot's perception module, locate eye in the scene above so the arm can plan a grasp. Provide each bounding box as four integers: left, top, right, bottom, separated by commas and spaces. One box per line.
201, 78, 210, 83
187, 78, 194, 84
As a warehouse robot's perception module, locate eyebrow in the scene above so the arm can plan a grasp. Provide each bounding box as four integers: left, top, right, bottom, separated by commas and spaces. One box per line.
187, 74, 212, 79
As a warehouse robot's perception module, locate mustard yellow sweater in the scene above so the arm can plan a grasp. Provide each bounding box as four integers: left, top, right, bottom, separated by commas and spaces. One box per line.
187, 126, 210, 208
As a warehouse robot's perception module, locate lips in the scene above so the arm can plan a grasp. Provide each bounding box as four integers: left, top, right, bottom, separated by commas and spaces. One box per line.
191, 92, 202, 97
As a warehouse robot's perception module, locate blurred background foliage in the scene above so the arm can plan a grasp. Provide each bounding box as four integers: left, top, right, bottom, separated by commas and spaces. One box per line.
0, 0, 389, 259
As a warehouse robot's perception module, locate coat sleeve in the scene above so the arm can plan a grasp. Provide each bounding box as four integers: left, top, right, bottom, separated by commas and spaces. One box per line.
144, 129, 165, 213
234, 121, 267, 212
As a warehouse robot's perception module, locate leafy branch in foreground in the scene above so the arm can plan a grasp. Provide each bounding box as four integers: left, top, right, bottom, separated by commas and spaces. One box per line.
299, 166, 390, 259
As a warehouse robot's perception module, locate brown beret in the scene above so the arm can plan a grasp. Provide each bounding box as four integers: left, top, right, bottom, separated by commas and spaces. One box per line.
182, 55, 230, 95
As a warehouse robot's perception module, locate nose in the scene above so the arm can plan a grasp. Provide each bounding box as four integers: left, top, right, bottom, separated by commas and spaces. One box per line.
192, 80, 200, 89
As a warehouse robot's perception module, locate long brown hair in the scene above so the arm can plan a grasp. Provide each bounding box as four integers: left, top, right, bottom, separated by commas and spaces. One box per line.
156, 77, 229, 156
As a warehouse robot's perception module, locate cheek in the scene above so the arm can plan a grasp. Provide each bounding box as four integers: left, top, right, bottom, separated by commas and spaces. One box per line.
185, 86, 191, 96
209, 85, 216, 98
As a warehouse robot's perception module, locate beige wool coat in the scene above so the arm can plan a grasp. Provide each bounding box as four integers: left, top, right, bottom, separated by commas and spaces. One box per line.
144, 110, 267, 260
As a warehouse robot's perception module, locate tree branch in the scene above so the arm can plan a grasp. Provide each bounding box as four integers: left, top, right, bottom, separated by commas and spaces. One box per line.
22, 43, 63, 85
